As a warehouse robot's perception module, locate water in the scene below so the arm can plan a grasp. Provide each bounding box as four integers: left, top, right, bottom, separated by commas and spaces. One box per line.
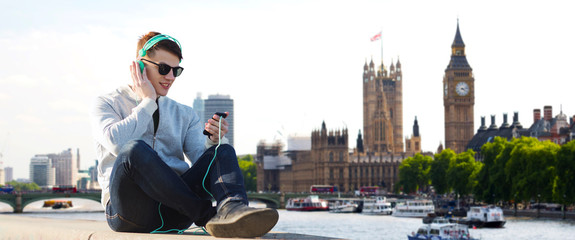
2, 200, 575, 239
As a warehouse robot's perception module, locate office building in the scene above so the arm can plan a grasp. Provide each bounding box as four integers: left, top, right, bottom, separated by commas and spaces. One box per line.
29, 155, 56, 187
4, 167, 13, 183
204, 94, 234, 146
193, 92, 205, 122
49, 148, 79, 186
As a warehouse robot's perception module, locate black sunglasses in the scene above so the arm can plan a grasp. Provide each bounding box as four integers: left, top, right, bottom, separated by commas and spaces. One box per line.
141, 59, 184, 77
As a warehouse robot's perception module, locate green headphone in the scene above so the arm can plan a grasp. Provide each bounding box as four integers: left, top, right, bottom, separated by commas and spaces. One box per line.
138, 34, 182, 73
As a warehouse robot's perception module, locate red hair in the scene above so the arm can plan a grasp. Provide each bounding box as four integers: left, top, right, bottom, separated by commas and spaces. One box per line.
136, 31, 183, 60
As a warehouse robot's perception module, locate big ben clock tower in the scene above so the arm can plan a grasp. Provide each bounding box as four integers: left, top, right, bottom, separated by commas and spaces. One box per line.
443, 20, 474, 153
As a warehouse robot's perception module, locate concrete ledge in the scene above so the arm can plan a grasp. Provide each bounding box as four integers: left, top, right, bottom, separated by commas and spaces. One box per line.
0, 214, 342, 239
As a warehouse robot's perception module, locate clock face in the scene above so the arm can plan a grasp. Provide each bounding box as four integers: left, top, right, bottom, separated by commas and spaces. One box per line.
364, 77, 368, 82
456, 82, 469, 96
397, 76, 401, 81
444, 83, 448, 96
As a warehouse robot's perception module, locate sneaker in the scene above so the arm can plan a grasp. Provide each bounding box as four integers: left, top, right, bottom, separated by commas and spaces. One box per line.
205, 201, 279, 238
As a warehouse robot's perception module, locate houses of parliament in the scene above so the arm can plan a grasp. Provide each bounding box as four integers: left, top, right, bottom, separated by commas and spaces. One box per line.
256, 22, 474, 193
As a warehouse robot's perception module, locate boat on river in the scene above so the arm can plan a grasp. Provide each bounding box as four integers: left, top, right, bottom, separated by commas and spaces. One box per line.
393, 199, 435, 218
43, 200, 73, 209
454, 205, 506, 228
286, 195, 329, 211
362, 196, 393, 215
329, 198, 361, 213
408, 217, 478, 240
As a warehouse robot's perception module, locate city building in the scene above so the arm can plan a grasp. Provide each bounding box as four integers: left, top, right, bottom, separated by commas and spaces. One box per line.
256, 49, 425, 193
256, 140, 286, 192
193, 92, 205, 123
4, 167, 13, 183
76, 160, 101, 190
0, 168, 4, 185
405, 117, 422, 154
29, 148, 79, 187
443, 21, 475, 153
362, 57, 403, 153
467, 105, 575, 160
204, 94, 234, 146
528, 106, 575, 144
49, 148, 79, 186
466, 113, 525, 160
29, 155, 56, 187
256, 120, 417, 193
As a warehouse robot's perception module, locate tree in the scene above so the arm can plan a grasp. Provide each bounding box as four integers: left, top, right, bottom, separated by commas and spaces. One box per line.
475, 136, 508, 203
3, 181, 40, 191
506, 137, 559, 204
238, 154, 257, 192
446, 149, 479, 198
430, 149, 455, 194
553, 140, 575, 206
398, 153, 432, 194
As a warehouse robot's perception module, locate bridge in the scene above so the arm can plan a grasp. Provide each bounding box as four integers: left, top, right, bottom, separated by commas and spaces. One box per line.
0, 192, 101, 213
0, 191, 350, 213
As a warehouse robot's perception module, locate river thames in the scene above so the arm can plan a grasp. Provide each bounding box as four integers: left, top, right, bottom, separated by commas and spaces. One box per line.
2, 199, 575, 239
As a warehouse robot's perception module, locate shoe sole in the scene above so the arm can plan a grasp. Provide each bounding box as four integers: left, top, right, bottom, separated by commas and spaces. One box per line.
205, 208, 279, 238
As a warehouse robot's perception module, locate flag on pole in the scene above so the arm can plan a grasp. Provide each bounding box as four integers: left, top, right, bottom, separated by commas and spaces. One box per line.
370, 31, 382, 42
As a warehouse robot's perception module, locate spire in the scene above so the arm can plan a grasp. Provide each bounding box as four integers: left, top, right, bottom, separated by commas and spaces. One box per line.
446, 19, 471, 70
380, 60, 387, 73
357, 130, 364, 153
452, 18, 465, 48
413, 116, 420, 137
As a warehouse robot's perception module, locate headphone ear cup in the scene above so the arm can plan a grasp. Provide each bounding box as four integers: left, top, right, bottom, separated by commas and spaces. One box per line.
138, 60, 145, 74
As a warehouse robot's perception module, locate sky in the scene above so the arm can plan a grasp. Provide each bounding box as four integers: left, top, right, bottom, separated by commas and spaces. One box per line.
1, 0, 574, 179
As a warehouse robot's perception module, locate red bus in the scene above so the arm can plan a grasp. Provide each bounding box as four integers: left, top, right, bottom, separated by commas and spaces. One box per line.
359, 186, 379, 196
52, 185, 77, 193
310, 185, 337, 194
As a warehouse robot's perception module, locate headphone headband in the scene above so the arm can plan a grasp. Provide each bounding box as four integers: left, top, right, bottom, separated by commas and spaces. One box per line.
138, 34, 182, 62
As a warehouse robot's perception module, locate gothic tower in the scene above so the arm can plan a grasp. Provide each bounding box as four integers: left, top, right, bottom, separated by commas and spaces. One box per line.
443, 20, 475, 153
363, 57, 404, 154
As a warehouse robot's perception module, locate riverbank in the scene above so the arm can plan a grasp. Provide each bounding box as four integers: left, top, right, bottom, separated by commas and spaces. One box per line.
503, 209, 575, 220
0, 214, 342, 240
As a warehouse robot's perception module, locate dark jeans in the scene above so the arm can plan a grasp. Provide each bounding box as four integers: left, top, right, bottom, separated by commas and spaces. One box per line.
106, 140, 248, 233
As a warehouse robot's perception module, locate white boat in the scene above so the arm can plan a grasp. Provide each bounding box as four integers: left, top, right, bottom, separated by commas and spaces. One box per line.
329, 199, 360, 213
463, 205, 506, 228
286, 195, 329, 211
362, 196, 393, 215
408, 217, 478, 240
393, 199, 435, 218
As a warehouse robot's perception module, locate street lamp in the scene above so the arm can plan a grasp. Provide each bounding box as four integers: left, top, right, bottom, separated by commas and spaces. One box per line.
537, 194, 541, 218
563, 194, 567, 220
513, 193, 518, 217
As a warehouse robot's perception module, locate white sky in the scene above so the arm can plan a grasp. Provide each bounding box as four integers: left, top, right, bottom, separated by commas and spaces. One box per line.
1, 0, 573, 179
